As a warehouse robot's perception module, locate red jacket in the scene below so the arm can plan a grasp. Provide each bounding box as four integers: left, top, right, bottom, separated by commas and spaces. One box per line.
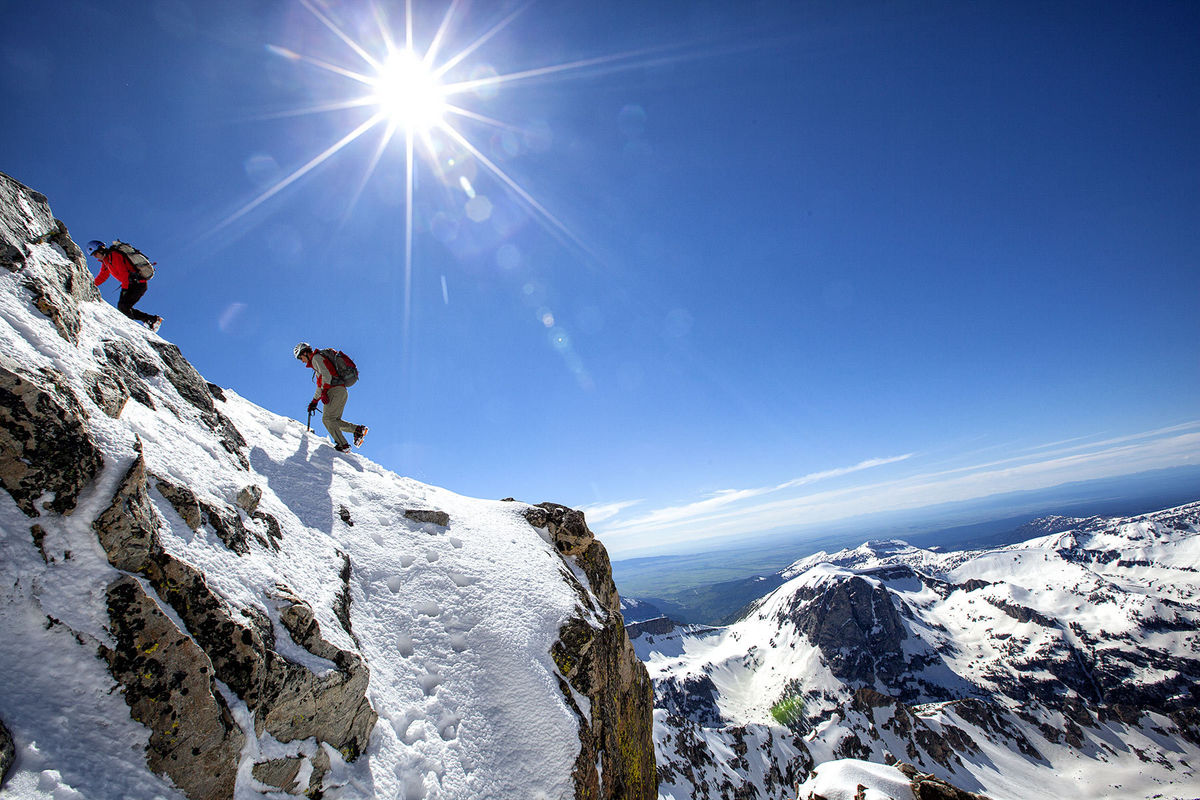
94, 249, 141, 289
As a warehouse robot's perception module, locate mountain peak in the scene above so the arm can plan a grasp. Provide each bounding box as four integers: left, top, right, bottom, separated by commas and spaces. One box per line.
0, 172, 656, 799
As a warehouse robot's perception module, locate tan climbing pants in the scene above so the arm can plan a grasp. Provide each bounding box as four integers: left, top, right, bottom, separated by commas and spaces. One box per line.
321, 385, 360, 447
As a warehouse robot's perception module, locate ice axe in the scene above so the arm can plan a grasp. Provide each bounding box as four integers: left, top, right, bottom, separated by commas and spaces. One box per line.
306, 408, 312, 432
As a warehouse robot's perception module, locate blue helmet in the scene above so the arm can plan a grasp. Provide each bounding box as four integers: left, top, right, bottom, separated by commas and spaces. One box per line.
86, 240, 105, 255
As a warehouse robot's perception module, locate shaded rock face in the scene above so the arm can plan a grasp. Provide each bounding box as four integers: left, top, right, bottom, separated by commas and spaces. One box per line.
656, 673, 723, 728
93, 451, 376, 797
101, 575, 244, 800
528, 503, 658, 800
777, 575, 908, 689
148, 340, 248, 469
0, 173, 99, 343
0, 359, 104, 517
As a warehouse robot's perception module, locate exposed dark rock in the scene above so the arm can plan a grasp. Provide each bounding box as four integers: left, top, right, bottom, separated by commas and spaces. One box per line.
83, 368, 130, 418
536, 502, 656, 800
207, 382, 227, 401
525, 502, 594, 556
148, 340, 248, 468
97, 339, 157, 409
0, 237, 25, 272
101, 575, 244, 800
30, 524, 49, 563
155, 477, 203, 531
404, 508, 449, 527
333, 550, 361, 650
0, 360, 104, 517
778, 576, 908, 689
0, 175, 98, 343
254, 510, 284, 551
626, 616, 679, 638
92, 451, 376, 790
656, 673, 723, 727
199, 500, 252, 555
339, 505, 355, 526
0, 717, 14, 789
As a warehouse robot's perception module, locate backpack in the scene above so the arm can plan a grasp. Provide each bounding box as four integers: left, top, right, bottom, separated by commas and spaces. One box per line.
318, 348, 358, 387
110, 240, 156, 280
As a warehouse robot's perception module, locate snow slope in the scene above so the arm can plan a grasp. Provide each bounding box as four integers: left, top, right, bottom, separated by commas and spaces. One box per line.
0, 176, 614, 799
641, 504, 1200, 800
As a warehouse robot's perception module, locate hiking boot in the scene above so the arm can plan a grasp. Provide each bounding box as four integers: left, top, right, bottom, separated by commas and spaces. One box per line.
149, 316, 163, 332
335, 443, 351, 452
354, 425, 368, 447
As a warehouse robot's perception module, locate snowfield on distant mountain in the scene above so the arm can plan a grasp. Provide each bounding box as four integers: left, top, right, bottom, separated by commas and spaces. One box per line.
639, 504, 1200, 800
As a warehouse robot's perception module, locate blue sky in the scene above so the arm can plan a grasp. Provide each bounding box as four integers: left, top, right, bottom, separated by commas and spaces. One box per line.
3, 0, 1198, 557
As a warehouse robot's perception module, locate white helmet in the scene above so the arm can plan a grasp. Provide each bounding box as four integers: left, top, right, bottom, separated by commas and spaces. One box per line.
293, 342, 312, 360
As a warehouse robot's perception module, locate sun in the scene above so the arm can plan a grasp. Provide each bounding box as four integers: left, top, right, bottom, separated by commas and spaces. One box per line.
369, 48, 447, 134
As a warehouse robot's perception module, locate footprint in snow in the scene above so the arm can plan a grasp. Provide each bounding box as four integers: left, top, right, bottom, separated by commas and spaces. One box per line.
449, 536, 463, 549
437, 713, 461, 741
448, 571, 477, 587
416, 600, 441, 617
418, 670, 443, 696
397, 633, 414, 657
400, 554, 417, 568
387, 575, 402, 593
425, 549, 439, 562
449, 633, 468, 653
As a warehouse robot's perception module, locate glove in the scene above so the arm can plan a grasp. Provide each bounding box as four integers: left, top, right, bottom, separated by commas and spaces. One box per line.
307, 399, 319, 413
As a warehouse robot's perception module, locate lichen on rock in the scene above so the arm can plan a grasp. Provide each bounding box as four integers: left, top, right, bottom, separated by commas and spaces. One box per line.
0, 359, 104, 517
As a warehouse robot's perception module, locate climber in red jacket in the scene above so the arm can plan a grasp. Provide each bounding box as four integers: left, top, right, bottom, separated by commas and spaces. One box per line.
88, 240, 162, 331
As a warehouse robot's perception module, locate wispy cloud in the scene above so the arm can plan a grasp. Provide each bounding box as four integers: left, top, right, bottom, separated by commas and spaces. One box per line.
594, 423, 1200, 554
604, 453, 913, 533
577, 498, 643, 524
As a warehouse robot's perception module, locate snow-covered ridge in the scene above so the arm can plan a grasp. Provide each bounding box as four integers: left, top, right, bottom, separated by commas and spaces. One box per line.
644, 501, 1200, 800
0, 172, 655, 800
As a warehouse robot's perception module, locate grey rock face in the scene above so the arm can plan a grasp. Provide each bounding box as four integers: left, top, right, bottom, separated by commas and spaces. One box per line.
155, 477, 204, 531
101, 576, 245, 800
94, 339, 158, 410
0, 359, 104, 517
92, 451, 376, 796
532, 502, 657, 800
777, 575, 909, 689
148, 340, 248, 468
83, 367, 129, 418
0, 173, 98, 343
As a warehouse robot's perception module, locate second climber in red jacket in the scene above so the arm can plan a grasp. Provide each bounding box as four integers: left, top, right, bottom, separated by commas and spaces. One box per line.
88, 239, 162, 331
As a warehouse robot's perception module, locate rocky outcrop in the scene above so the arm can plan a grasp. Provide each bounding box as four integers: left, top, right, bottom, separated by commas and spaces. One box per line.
777, 575, 909, 688
0, 173, 99, 343
92, 450, 376, 798
526, 502, 657, 800
101, 575, 245, 800
148, 340, 248, 469
0, 359, 104, 517
895, 762, 993, 800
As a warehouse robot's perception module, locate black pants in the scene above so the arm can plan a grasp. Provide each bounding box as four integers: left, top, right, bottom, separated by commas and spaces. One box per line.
118, 280, 157, 324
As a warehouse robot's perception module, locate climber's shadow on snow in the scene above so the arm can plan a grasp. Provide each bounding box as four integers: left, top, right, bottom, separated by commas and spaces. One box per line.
250, 431, 359, 534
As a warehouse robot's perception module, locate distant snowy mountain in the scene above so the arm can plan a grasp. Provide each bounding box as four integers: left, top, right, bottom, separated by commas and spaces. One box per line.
637, 502, 1200, 800
0, 172, 656, 800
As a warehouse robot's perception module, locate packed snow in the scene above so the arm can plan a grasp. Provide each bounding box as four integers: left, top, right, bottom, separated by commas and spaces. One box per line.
0, 194, 596, 798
